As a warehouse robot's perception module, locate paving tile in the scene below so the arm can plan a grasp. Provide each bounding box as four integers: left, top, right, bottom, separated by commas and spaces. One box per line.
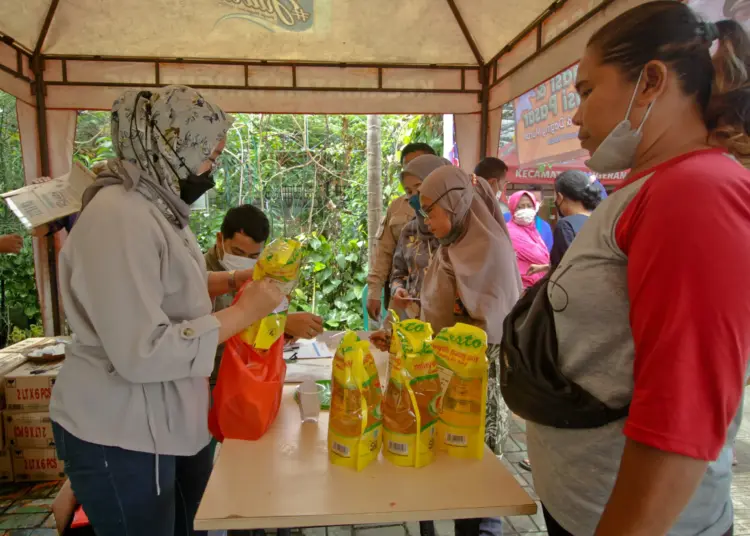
523, 486, 539, 501
522, 473, 534, 488
5, 499, 54, 515
501, 457, 519, 475
31, 530, 57, 536
0, 484, 30, 501
433, 519, 454, 536
24, 483, 61, 500
503, 439, 520, 453
504, 452, 527, 465
42, 514, 57, 528
530, 502, 546, 531
0, 514, 49, 529
354, 525, 406, 536
405, 522, 420, 536
513, 474, 527, 487
507, 515, 539, 533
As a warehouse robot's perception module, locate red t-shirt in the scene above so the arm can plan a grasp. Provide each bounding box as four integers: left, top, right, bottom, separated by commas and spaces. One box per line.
616, 149, 750, 460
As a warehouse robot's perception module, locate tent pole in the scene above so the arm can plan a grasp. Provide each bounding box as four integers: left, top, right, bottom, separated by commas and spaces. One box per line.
479, 66, 490, 159
30, 57, 62, 336
29, 0, 63, 336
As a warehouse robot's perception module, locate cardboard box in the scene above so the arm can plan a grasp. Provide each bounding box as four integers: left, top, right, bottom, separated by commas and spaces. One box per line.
4, 411, 54, 449
0, 353, 29, 411
5, 361, 62, 411
12, 448, 63, 482
0, 449, 13, 482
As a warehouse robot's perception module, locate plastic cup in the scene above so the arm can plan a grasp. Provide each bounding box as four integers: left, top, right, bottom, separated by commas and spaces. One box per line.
299, 381, 324, 423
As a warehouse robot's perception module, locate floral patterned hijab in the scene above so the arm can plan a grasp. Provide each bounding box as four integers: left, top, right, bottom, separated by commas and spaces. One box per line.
82, 86, 233, 228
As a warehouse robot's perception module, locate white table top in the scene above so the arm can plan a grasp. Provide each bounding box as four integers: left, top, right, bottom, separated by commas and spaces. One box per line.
195, 384, 536, 531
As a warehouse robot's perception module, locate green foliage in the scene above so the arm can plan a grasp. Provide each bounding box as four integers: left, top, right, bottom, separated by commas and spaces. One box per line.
0, 91, 43, 343
68, 110, 444, 333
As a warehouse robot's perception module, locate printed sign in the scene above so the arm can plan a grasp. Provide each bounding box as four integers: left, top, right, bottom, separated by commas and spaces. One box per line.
514, 63, 586, 166
217, 0, 314, 32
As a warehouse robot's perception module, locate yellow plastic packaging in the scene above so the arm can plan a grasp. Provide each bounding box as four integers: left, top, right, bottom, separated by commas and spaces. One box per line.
240, 239, 303, 349
328, 332, 383, 471
432, 323, 489, 460
382, 319, 439, 468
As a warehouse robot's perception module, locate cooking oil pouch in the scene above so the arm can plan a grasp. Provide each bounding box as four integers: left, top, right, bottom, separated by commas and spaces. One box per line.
388, 312, 433, 355
383, 321, 439, 468
432, 323, 488, 460
240, 239, 303, 349
328, 332, 383, 471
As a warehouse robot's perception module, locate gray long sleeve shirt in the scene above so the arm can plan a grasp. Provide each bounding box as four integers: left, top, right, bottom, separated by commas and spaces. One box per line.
50, 184, 219, 456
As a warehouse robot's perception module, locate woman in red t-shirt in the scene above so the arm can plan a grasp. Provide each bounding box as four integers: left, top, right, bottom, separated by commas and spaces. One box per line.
517, 2, 750, 535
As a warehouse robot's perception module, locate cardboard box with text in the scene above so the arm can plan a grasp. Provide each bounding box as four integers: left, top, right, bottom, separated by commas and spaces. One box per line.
5, 361, 62, 410
4, 411, 54, 449
12, 448, 64, 482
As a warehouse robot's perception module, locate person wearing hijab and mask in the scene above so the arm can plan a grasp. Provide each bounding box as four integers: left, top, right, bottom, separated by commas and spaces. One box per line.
370, 155, 449, 348
505, 3, 750, 535
506, 191, 551, 289
419, 166, 522, 536
49, 86, 285, 536
389, 155, 449, 316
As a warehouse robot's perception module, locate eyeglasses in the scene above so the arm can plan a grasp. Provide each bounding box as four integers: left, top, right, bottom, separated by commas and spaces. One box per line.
419, 187, 465, 219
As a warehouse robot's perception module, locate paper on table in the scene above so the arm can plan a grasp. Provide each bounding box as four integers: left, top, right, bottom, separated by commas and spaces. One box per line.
285, 360, 332, 383
2, 162, 95, 229
284, 339, 333, 360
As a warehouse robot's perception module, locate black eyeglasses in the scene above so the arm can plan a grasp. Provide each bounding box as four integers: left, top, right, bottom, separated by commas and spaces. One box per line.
419, 187, 465, 219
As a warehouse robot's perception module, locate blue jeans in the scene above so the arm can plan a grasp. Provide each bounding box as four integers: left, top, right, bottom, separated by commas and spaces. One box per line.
53, 422, 213, 536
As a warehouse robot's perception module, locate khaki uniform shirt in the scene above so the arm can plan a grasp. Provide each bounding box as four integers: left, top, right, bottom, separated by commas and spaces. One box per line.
367, 195, 415, 300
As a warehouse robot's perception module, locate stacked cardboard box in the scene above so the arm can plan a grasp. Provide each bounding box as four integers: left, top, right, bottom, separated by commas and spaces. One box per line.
0, 339, 46, 482
2, 353, 65, 481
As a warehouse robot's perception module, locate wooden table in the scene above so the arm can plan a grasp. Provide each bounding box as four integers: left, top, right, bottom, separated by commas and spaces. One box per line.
196, 344, 536, 532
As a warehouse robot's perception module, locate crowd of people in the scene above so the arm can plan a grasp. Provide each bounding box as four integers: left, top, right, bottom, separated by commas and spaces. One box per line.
21, 1, 750, 535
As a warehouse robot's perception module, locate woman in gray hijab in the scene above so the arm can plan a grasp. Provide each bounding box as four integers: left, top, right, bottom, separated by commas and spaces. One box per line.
49, 86, 284, 536
419, 166, 522, 536
390, 155, 449, 315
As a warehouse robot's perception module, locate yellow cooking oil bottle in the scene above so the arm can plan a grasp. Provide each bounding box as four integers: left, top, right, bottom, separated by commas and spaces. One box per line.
328, 332, 382, 471
432, 323, 489, 460
382, 319, 440, 468
239, 238, 303, 349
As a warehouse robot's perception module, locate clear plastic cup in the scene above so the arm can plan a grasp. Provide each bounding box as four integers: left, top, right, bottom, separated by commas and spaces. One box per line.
299, 381, 324, 423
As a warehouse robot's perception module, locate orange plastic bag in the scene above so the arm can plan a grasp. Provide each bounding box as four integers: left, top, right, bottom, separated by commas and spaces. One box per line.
209, 318, 287, 442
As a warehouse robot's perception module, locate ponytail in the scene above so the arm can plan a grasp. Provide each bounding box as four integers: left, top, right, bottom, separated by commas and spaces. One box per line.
707, 19, 750, 164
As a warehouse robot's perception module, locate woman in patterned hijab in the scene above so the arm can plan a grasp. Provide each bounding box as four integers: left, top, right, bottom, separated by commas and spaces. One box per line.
50, 86, 284, 535
84, 85, 233, 228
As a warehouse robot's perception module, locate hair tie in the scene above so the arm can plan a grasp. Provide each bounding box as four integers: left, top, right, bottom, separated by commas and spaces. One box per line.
700, 21, 720, 43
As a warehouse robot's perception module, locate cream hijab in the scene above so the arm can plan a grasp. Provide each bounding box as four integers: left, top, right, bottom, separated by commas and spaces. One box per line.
419, 167, 522, 344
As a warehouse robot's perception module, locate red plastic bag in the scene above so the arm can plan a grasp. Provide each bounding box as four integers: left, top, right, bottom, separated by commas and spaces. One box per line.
209, 329, 287, 442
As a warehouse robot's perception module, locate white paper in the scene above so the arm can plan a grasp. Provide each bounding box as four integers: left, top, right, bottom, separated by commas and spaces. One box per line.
283, 339, 333, 360
2, 162, 95, 229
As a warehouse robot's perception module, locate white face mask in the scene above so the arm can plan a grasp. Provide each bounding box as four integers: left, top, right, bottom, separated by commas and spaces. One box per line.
585, 70, 655, 174
220, 251, 257, 272
513, 208, 536, 227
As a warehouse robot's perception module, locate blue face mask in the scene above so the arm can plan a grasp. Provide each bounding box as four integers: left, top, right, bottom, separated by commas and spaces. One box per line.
408, 194, 421, 212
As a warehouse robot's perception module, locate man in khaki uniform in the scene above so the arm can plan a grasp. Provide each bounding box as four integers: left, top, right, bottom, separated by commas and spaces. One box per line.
366, 142, 436, 321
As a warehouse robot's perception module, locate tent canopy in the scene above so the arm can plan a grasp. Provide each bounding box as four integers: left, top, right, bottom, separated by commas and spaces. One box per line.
0, 0, 645, 117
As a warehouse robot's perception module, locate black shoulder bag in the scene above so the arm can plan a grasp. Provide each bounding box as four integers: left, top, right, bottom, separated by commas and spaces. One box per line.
500, 273, 629, 429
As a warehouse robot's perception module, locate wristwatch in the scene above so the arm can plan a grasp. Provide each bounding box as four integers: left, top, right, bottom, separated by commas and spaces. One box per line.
228, 270, 238, 291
